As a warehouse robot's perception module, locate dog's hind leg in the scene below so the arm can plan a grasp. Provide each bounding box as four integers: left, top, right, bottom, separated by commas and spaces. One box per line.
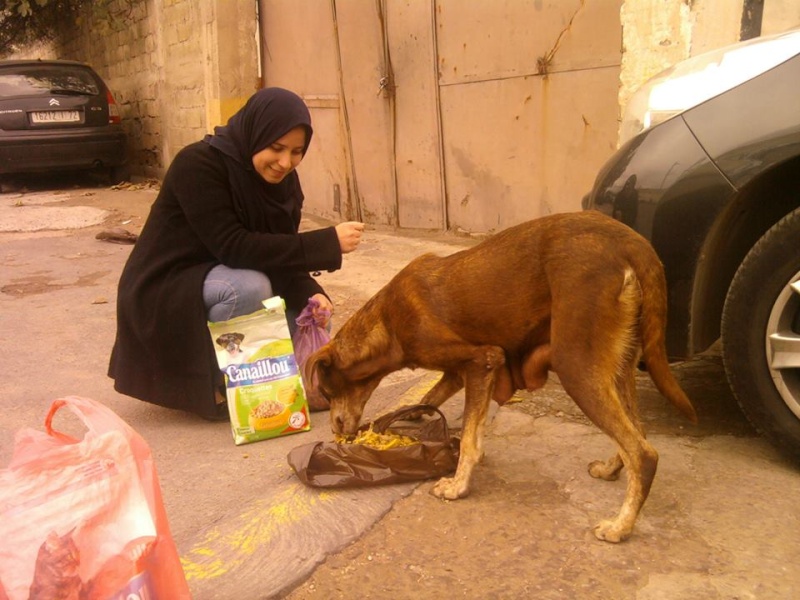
560, 369, 658, 542
553, 269, 657, 542
588, 452, 624, 481
431, 345, 505, 500
422, 371, 464, 407
588, 351, 644, 482
403, 371, 464, 421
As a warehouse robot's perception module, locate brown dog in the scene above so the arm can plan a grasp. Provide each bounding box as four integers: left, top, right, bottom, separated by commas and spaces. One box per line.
306, 211, 697, 542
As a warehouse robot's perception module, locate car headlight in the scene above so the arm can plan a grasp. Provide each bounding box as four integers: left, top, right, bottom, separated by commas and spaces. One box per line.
620, 27, 800, 145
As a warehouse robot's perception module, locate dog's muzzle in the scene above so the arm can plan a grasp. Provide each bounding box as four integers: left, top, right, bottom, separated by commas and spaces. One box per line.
330, 406, 361, 436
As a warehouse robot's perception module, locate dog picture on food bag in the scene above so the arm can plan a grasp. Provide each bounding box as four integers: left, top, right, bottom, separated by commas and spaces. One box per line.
215, 332, 245, 357
306, 211, 697, 543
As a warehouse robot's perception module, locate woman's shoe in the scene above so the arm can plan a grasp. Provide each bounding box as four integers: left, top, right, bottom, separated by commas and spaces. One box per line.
200, 387, 230, 422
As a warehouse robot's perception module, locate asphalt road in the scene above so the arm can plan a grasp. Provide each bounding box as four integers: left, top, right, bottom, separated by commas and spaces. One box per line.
2, 175, 799, 600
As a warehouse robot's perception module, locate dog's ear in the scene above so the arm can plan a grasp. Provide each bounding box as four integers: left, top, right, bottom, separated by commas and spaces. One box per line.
304, 344, 334, 384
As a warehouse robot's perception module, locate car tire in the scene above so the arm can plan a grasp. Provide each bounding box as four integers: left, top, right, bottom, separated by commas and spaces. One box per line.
109, 164, 130, 185
721, 207, 800, 463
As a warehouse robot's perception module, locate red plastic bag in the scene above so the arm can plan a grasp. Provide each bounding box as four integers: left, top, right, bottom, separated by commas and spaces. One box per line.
0, 396, 191, 600
293, 297, 331, 411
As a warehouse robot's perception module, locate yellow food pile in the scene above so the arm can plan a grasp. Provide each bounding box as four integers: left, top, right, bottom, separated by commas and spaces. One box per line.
336, 426, 419, 450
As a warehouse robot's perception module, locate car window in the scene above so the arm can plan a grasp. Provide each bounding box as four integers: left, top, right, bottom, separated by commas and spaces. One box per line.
0, 66, 100, 98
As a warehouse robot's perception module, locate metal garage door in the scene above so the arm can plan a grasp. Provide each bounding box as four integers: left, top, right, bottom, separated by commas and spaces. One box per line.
259, 0, 622, 233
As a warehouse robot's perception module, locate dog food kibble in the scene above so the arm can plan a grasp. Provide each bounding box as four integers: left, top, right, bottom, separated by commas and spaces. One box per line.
251, 399, 285, 419
336, 426, 419, 450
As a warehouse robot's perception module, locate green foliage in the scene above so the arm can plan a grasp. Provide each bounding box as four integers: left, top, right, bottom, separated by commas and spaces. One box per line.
0, 0, 130, 57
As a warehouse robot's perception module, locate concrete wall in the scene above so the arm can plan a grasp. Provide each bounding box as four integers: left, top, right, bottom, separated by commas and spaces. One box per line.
619, 0, 799, 131
763, 0, 800, 33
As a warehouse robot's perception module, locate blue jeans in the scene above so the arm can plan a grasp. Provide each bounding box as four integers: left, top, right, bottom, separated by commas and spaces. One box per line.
203, 264, 272, 321
203, 265, 299, 335
203, 265, 301, 335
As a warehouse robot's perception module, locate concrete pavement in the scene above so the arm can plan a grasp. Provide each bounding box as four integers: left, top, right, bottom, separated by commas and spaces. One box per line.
0, 179, 477, 599
3, 178, 800, 600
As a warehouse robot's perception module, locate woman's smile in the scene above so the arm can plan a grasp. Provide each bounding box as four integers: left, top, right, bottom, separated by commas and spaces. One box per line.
252, 126, 307, 183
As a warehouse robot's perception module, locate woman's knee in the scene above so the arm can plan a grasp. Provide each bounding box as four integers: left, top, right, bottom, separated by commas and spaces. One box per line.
204, 267, 273, 321
234, 271, 273, 315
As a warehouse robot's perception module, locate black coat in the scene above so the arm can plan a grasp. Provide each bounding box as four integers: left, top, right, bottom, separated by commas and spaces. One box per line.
108, 141, 341, 419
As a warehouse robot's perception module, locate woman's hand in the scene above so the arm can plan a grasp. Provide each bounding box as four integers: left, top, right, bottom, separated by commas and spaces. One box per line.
335, 221, 365, 254
310, 293, 333, 327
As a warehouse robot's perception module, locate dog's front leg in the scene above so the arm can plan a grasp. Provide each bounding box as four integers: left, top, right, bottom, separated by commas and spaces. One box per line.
432, 346, 505, 500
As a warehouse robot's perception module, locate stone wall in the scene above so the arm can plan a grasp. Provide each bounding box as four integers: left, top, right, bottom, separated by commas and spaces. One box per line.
55, 0, 258, 178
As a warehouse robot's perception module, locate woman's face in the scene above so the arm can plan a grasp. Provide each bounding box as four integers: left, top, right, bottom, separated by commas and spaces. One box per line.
252, 126, 307, 184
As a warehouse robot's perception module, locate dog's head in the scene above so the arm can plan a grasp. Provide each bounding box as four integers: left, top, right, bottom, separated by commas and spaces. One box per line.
305, 342, 385, 435
216, 332, 245, 355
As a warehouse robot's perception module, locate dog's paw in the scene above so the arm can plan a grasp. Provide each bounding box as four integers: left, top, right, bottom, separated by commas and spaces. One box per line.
592, 519, 631, 543
431, 476, 470, 500
403, 408, 426, 421
588, 458, 622, 481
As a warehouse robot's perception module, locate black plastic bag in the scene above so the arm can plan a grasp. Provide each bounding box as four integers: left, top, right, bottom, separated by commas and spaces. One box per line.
287, 404, 461, 488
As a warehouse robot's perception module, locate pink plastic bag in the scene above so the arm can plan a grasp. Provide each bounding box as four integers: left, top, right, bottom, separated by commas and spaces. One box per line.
0, 396, 191, 600
293, 297, 331, 411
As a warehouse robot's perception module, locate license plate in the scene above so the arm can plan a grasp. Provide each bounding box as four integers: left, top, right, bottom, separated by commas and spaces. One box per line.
30, 110, 80, 124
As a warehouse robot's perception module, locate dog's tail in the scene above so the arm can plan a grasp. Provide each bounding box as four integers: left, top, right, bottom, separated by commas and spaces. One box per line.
636, 264, 699, 424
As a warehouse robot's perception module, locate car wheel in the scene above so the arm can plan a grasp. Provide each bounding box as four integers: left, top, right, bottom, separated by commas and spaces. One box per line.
722, 207, 800, 463
109, 164, 130, 185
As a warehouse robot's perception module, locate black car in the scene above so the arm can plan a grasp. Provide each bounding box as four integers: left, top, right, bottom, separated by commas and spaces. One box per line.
583, 28, 800, 462
0, 59, 128, 184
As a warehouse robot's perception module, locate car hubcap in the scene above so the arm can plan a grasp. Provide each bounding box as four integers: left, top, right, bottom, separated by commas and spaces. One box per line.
766, 272, 800, 419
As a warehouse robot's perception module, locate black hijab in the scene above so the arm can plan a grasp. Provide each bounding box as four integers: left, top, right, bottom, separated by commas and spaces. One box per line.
203, 87, 313, 233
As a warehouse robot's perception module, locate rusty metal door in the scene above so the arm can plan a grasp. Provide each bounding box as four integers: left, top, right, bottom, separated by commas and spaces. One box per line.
381, 0, 446, 229
433, 0, 622, 233
380, 0, 622, 233
258, 0, 398, 226
258, 0, 444, 229
260, 0, 622, 233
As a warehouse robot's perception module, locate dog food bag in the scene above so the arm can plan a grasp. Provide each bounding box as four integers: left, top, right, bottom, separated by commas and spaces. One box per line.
208, 296, 311, 445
